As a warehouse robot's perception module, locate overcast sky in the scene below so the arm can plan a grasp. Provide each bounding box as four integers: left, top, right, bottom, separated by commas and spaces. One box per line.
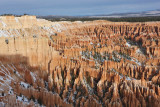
0, 0, 160, 16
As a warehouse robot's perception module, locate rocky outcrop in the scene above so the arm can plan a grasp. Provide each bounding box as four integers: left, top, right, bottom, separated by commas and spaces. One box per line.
0, 16, 160, 107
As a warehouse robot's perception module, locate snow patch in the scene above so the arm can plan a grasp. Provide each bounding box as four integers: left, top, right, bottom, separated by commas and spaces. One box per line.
0, 30, 9, 37
30, 72, 36, 82
90, 42, 93, 45
43, 26, 54, 34
20, 82, 30, 88
17, 95, 29, 104
15, 18, 19, 23
51, 24, 62, 32
126, 77, 132, 81
136, 49, 143, 54
131, 57, 142, 66
126, 42, 131, 47
0, 21, 7, 27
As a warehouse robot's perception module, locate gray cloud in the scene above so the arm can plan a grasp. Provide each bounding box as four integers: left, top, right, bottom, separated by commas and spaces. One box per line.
0, 0, 160, 16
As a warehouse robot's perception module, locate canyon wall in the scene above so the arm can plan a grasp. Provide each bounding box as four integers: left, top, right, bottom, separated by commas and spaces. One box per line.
0, 36, 59, 71
0, 16, 160, 107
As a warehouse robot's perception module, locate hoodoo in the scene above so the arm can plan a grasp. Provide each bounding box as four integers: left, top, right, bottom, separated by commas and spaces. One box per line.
0, 16, 160, 107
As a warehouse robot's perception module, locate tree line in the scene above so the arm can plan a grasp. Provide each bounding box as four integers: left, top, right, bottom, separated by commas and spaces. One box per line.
47, 16, 160, 22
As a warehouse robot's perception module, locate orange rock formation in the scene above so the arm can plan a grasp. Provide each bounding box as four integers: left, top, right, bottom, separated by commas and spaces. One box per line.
0, 16, 160, 107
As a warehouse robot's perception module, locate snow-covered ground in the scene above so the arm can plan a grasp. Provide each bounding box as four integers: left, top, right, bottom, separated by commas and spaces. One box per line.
17, 95, 30, 104
42, 23, 62, 34
43, 26, 54, 34
16, 94, 46, 107
0, 62, 45, 106
0, 62, 16, 106
51, 23, 62, 32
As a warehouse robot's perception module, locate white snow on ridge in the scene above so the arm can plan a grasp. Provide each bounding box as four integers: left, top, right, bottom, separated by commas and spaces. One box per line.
0, 30, 18, 37
0, 20, 7, 28
51, 23, 62, 32
37, 19, 41, 22
0, 30, 9, 37
15, 18, 19, 23
75, 21, 82, 23
43, 26, 54, 34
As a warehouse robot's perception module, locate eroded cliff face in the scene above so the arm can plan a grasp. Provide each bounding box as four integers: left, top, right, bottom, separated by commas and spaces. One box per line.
0, 36, 59, 71
0, 16, 160, 107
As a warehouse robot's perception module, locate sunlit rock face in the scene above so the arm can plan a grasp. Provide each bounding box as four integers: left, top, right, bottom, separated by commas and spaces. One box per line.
0, 16, 160, 107
0, 15, 52, 29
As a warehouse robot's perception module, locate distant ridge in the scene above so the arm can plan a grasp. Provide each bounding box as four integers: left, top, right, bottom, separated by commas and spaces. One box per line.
88, 9, 160, 18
